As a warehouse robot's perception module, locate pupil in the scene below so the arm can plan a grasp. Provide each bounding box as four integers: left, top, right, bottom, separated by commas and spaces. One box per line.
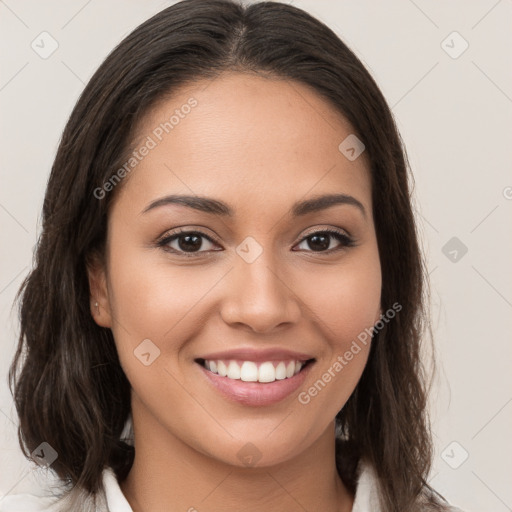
309, 234, 329, 251
179, 234, 202, 251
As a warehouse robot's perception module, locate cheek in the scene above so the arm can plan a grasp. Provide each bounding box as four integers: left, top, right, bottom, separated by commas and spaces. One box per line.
104, 246, 213, 414
298, 245, 381, 347
108, 259, 214, 343
293, 245, 381, 408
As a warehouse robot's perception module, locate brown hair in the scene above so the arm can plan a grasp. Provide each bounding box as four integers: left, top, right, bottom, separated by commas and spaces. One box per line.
9, 1, 448, 510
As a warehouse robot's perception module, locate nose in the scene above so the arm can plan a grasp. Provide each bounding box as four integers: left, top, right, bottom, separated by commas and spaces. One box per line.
220, 250, 302, 334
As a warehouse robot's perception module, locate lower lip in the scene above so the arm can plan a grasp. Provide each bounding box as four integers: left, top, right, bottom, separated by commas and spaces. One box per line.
197, 361, 314, 407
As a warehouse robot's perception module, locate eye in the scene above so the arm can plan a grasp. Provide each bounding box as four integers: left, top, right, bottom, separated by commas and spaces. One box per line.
294, 228, 355, 253
157, 229, 220, 257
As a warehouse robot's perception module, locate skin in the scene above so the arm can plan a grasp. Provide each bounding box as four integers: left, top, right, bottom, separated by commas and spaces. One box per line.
88, 71, 382, 512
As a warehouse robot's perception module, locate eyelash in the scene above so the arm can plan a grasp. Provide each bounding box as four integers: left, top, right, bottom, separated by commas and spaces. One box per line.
156, 227, 356, 258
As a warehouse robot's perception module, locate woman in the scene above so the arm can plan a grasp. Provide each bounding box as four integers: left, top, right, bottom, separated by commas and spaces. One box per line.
3, 0, 463, 510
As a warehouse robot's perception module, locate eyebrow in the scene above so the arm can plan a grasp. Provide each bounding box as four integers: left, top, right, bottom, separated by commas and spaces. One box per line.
142, 193, 366, 219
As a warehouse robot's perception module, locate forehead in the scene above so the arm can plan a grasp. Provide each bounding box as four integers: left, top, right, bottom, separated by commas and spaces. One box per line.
115, 71, 372, 216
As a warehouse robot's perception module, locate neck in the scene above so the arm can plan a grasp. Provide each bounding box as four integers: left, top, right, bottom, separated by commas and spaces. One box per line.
120, 398, 354, 512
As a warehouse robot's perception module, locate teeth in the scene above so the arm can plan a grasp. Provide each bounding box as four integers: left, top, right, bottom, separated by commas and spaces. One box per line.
258, 362, 276, 383
240, 361, 258, 382
227, 361, 241, 380
217, 360, 227, 377
275, 362, 287, 380
202, 359, 308, 383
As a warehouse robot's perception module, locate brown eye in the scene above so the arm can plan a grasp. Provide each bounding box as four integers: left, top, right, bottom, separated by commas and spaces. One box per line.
294, 229, 355, 253
158, 230, 219, 256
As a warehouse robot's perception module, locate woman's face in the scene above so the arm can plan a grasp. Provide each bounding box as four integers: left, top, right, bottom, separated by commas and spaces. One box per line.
89, 72, 381, 467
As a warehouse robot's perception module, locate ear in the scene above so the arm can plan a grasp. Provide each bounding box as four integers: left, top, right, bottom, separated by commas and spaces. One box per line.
86, 250, 113, 328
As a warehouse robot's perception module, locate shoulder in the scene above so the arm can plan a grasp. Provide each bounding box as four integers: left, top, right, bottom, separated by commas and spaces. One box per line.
0, 467, 129, 512
0, 493, 60, 512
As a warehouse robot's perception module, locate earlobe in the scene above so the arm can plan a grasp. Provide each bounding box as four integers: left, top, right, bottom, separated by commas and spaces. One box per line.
86, 252, 112, 328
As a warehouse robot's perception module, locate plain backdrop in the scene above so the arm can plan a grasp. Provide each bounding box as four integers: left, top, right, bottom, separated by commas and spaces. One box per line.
1, 1, 511, 511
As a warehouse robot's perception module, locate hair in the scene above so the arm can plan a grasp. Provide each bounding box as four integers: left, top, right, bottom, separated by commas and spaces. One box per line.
8, 1, 449, 511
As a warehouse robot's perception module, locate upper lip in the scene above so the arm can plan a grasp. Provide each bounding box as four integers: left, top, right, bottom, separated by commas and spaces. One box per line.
196, 348, 315, 363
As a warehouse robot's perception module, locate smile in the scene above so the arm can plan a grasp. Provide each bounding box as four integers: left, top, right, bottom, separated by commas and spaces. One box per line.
195, 358, 316, 406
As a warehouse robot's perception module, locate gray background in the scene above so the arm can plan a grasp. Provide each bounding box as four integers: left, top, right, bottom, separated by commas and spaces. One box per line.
1, 1, 511, 510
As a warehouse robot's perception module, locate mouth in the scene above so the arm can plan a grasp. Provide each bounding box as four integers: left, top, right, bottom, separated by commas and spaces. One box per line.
195, 356, 316, 406
194, 357, 316, 384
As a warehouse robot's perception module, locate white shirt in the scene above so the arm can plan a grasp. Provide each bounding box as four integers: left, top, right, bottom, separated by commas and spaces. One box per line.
0, 461, 461, 512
